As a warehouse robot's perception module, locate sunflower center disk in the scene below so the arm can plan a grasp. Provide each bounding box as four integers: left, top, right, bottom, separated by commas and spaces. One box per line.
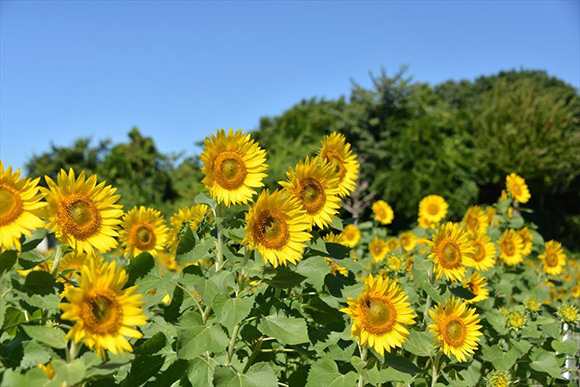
428, 204, 439, 215
83, 292, 122, 334
0, 186, 23, 226
214, 152, 247, 190
299, 178, 326, 214
466, 216, 478, 230
472, 243, 485, 262
504, 240, 515, 256
134, 225, 156, 250
363, 298, 396, 334
60, 197, 101, 239
440, 242, 461, 267
256, 210, 289, 250
545, 252, 558, 267
513, 184, 522, 195
445, 320, 466, 345
324, 152, 346, 181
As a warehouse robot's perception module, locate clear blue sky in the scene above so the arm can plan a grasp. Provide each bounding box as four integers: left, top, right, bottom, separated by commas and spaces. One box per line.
1, 1, 579, 172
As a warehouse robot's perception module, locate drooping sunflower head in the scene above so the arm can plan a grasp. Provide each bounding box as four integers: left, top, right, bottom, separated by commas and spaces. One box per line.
318, 132, 359, 197
59, 260, 147, 358
372, 200, 394, 225
506, 310, 527, 331
326, 258, 348, 276
462, 206, 489, 235
486, 206, 498, 227
386, 237, 400, 252
516, 227, 533, 257
428, 297, 482, 363
498, 230, 524, 266
428, 223, 475, 282
539, 240, 566, 276
243, 189, 311, 267
200, 129, 268, 206
341, 224, 361, 247
341, 274, 416, 356
41, 169, 123, 254
168, 204, 208, 253
57, 251, 102, 289
119, 207, 169, 258
506, 173, 531, 204
0, 161, 46, 251
323, 232, 345, 245
524, 297, 541, 314
419, 195, 448, 224
369, 237, 388, 263
468, 233, 496, 272
279, 157, 340, 230
462, 272, 489, 303
557, 304, 579, 326
399, 232, 416, 252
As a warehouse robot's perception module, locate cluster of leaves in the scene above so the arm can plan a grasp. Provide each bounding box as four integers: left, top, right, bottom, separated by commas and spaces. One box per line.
1, 185, 579, 386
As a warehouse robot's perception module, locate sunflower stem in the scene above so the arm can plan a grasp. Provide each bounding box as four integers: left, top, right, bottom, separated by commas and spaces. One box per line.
423, 271, 435, 326
51, 244, 63, 277
243, 337, 264, 373
430, 351, 442, 387
69, 340, 80, 361
357, 345, 367, 387
214, 205, 224, 271
226, 323, 241, 366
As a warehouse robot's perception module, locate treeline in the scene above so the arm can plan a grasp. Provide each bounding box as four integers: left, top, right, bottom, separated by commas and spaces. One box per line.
25, 69, 580, 248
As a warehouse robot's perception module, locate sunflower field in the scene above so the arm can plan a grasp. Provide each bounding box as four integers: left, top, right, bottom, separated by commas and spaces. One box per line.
0, 129, 579, 387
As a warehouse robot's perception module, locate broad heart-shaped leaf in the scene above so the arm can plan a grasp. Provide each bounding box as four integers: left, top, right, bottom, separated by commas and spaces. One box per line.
296, 256, 330, 290
133, 332, 167, 356
194, 192, 217, 209
53, 358, 86, 385
258, 313, 309, 345
481, 345, 518, 372
530, 350, 564, 379
177, 324, 228, 360
306, 357, 358, 387
0, 250, 18, 274
403, 330, 436, 357
449, 285, 476, 301
125, 252, 155, 286
22, 325, 67, 349
264, 266, 306, 289
20, 228, 47, 252
1, 368, 57, 387
189, 276, 220, 307
188, 356, 219, 387
21, 340, 53, 369
22, 271, 56, 296
213, 295, 255, 333
383, 353, 422, 375
497, 198, 512, 215
177, 236, 216, 265
214, 363, 278, 387
551, 339, 578, 356
351, 357, 413, 385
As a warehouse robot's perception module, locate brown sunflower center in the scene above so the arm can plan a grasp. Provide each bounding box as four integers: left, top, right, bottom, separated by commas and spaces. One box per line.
513, 183, 522, 195
444, 319, 466, 346
428, 204, 439, 215
362, 297, 397, 334
58, 195, 101, 240
323, 151, 346, 182
545, 251, 558, 267
213, 152, 247, 190
255, 209, 289, 250
82, 290, 122, 334
503, 239, 515, 256
439, 241, 461, 268
131, 223, 156, 251
465, 281, 478, 294
298, 177, 326, 214
0, 185, 23, 226
466, 215, 479, 231
472, 241, 485, 262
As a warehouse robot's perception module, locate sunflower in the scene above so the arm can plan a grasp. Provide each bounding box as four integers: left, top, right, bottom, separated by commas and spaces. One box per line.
319, 132, 359, 197
428, 297, 482, 363
486, 206, 498, 227
462, 206, 488, 235
428, 223, 474, 282
41, 169, 123, 254
557, 304, 579, 326
485, 371, 514, 387
524, 297, 541, 313
386, 255, 403, 272
200, 128, 268, 206
538, 240, 566, 275
468, 233, 496, 272
517, 227, 533, 257
368, 237, 388, 263
168, 204, 208, 253
419, 195, 448, 225
119, 207, 169, 258
323, 232, 345, 245
0, 161, 46, 251
506, 310, 527, 331
341, 224, 361, 247
57, 251, 101, 290
157, 250, 180, 272
38, 362, 55, 380
341, 274, 416, 355
572, 285, 580, 299
243, 189, 311, 267
462, 272, 489, 303
418, 216, 438, 229
60, 260, 147, 358
386, 237, 400, 252
506, 173, 531, 204
326, 258, 347, 276
498, 230, 524, 266
399, 232, 416, 252
372, 200, 394, 225
280, 157, 340, 229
